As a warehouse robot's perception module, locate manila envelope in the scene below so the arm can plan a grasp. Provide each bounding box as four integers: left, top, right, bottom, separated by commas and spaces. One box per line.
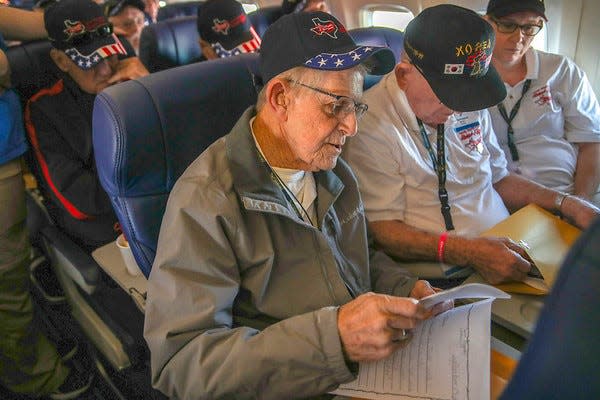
480, 204, 581, 295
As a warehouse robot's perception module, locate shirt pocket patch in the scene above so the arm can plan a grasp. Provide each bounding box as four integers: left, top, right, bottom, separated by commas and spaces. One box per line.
454, 121, 483, 154
532, 85, 552, 107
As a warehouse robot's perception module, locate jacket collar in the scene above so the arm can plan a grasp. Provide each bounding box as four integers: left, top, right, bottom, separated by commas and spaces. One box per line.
226, 107, 345, 225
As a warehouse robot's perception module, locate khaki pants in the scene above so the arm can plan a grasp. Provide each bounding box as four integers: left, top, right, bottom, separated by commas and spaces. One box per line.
0, 158, 68, 396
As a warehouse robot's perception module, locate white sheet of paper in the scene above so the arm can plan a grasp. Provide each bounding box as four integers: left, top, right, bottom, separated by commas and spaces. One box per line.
419, 282, 510, 309
332, 284, 509, 400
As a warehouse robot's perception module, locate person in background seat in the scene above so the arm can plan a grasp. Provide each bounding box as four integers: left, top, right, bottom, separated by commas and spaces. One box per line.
144, 10, 451, 399
25, 0, 148, 252
196, 0, 261, 60
0, 7, 92, 400
142, 0, 159, 24
104, 0, 146, 55
342, 4, 599, 286
484, 0, 600, 206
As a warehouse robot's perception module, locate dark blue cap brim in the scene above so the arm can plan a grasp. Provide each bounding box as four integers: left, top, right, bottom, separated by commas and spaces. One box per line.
303, 45, 395, 75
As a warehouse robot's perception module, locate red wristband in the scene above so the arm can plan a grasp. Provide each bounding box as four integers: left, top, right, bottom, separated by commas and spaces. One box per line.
437, 231, 449, 263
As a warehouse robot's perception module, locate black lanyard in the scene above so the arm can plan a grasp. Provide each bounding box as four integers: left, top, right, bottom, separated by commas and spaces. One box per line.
497, 79, 531, 161
416, 119, 454, 231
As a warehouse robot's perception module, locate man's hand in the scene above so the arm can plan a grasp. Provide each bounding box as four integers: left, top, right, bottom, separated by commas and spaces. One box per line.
409, 280, 453, 317
337, 292, 429, 363
108, 57, 149, 85
460, 236, 531, 284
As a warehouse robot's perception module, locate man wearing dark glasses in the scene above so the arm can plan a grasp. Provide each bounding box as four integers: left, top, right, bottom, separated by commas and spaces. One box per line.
343, 5, 599, 287
24, 0, 148, 251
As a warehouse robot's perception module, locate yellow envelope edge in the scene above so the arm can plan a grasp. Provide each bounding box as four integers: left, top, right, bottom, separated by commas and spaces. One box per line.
493, 282, 547, 295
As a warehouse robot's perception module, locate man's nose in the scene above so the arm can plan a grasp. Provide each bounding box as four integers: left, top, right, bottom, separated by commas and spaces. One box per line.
510, 28, 526, 43
339, 111, 358, 138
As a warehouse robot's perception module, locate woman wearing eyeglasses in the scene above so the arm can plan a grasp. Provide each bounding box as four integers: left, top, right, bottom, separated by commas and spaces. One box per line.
485, 0, 600, 206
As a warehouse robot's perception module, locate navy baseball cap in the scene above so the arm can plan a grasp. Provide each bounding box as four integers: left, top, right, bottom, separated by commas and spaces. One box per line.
45, 0, 127, 70
260, 11, 395, 84
404, 4, 506, 112
197, 0, 261, 57
487, 0, 547, 21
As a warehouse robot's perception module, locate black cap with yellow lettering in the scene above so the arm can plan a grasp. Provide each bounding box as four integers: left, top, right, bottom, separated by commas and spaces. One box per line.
403, 4, 506, 112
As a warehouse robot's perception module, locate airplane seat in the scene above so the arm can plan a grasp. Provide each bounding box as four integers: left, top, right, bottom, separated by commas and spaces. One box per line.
7, 39, 102, 294
5, 39, 55, 105
349, 27, 403, 89
7, 39, 158, 398
156, 0, 202, 21
499, 216, 600, 399
139, 16, 201, 73
93, 52, 260, 278
247, 6, 283, 37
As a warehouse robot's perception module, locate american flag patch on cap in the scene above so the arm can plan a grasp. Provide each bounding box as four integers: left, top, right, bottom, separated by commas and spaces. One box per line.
65, 35, 127, 70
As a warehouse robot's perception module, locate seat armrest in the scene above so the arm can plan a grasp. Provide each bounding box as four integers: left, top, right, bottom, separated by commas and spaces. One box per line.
41, 225, 100, 294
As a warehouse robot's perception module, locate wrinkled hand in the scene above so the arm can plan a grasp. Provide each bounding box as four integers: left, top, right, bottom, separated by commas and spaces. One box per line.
337, 292, 429, 363
561, 195, 600, 230
409, 280, 453, 317
463, 236, 531, 284
108, 57, 149, 85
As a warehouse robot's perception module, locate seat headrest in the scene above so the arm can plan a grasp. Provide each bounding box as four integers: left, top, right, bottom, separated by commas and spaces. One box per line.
349, 27, 403, 89
139, 16, 201, 72
156, 0, 202, 21
6, 40, 56, 101
93, 53, 260, 277
247, 6, 283, 38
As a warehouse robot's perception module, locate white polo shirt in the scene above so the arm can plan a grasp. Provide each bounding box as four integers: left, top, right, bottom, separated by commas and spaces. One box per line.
488, 48, 600, 195
343, 72, 510, 236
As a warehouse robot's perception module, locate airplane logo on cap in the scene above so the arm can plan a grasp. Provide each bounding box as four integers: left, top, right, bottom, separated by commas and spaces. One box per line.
310, 17, 338, 39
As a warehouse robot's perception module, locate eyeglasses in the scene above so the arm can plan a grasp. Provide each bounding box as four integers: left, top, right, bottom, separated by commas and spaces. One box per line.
490, 16, 543, 37
62, 23, 114, 46
289, 80, 368, 120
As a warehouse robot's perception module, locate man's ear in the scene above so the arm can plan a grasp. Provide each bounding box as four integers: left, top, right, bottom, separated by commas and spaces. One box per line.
199, 39, 217, 60
394, 61, 412, 90
265, 79, 289, 119
50, 49, 72, 73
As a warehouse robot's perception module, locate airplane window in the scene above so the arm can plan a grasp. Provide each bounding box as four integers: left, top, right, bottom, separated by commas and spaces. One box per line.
158, 0, 166, 7
240, 2, 258, 13
360, 6, 414, 31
